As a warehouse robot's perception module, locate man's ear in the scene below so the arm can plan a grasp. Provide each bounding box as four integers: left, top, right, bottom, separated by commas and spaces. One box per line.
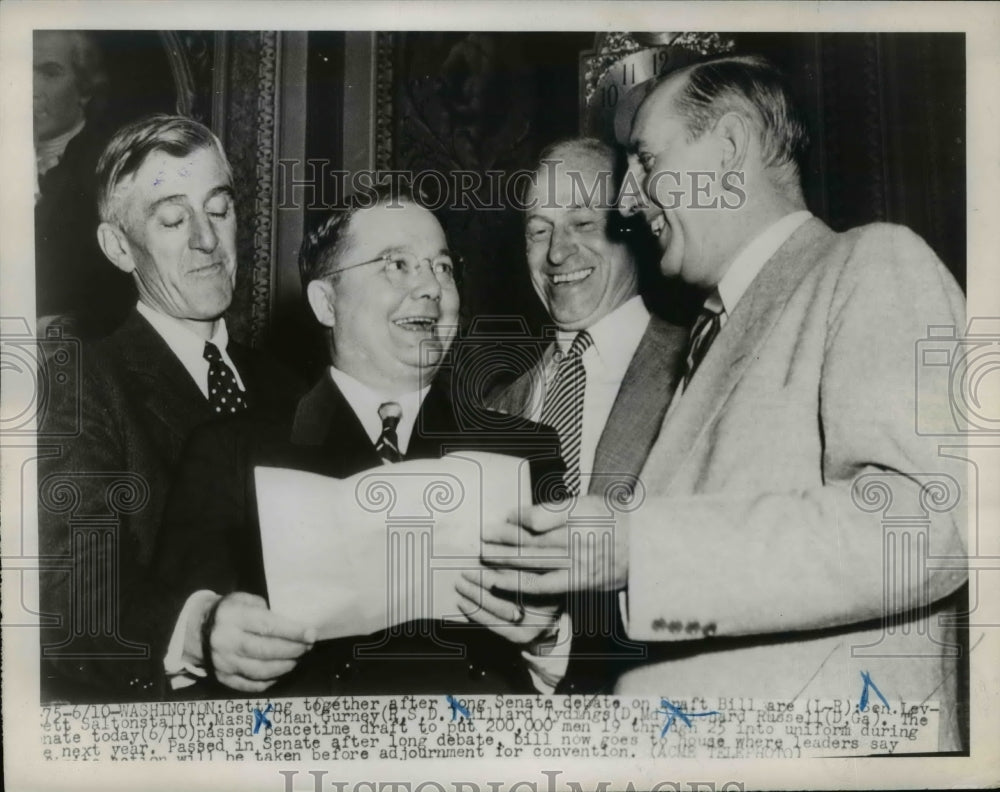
713, 111, 753, 173
306, 279, 336, 329
97, 222, 135, 274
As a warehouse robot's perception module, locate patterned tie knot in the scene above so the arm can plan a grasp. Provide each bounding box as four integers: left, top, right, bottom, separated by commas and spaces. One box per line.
568, 330, 593, 360
378, 401, 402, 430
203, 341, 247, 414
203, 341, 223, 364
375, 401, 403, 463
684, 291, 725, 388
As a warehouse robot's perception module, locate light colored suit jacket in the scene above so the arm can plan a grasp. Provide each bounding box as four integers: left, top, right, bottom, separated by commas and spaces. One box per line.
619, 218, 968, 751
488, 315, 688, 498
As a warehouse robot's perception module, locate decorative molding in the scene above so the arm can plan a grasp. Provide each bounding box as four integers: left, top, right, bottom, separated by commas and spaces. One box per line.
250, 31, 280, 347
374, 32, 394, 171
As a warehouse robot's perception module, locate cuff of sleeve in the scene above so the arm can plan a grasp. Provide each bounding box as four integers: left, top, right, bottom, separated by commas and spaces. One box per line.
521, 611, 572, 693
164, 590, 219, 689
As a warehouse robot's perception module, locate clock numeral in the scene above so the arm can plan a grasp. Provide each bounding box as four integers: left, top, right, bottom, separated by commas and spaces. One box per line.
601, 83, 619, 108
622, 62, 636, 85
654, 49, 670, 75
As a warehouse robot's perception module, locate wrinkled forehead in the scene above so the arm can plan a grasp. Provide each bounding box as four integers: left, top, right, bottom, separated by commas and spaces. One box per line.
112, 145, 231, 217
627, 74, 688, 147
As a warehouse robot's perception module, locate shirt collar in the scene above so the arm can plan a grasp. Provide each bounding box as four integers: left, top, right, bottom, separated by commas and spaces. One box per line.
327, 366, 430, 453
716, 210, 812, 315
136, 301, 231, 388
554, 295, 650, 376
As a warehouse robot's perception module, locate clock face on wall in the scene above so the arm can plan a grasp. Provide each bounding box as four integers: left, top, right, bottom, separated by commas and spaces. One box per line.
579, 32, 736, 143
582, 46, 672, 142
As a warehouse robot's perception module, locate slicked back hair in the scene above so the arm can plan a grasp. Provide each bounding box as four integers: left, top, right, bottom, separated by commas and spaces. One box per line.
670, 54, 810, 180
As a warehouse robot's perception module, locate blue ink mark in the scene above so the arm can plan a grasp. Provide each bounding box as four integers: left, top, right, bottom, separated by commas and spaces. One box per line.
252, 703, 273, 734
152, 177, 162, 186
447, 695, 470, 722
656, 698, 719, 737
858, 671, 890, 711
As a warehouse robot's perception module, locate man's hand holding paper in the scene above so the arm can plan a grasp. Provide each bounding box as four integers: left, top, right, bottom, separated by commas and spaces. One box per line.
255, 451, 538, 640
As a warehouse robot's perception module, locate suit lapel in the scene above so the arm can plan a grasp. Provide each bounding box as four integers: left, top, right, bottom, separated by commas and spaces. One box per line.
407, 382, 459, 459
589, 316, 687, 497
112, 311, 210, 439
641, 218, 835, 488
290, 375, 382, 473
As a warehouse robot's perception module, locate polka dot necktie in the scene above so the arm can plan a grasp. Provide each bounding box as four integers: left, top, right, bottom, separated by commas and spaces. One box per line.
203, 341, 248, 415
375, 401, 403, 464
540, 330, 593, 496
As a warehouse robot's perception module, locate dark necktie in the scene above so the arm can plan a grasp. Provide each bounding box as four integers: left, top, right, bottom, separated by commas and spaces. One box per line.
540, 330, 593, 496
375, 401, 403, 464
683, 293, 724, 389
203, 341, 248, 414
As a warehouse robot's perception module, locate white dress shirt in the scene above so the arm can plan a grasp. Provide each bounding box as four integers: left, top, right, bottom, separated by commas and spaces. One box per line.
327, 367, 429, 455
530, 295, 651, 483
520, 295, 651, 692
137, 301, 245, 395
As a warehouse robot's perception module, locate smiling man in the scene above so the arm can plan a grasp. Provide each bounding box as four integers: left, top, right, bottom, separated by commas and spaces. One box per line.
472, 56, 969, 751
480, 138, 688, 692
153, 186, 563, 696
37, 115, 301, 702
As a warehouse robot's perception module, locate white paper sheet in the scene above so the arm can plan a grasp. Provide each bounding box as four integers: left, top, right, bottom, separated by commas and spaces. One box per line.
254, 451, 532, 639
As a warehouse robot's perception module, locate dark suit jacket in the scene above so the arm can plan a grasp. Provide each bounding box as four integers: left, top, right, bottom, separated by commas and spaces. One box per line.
154, 373, 565, 697
487, 314, 688, 693
37, 309, 303, 702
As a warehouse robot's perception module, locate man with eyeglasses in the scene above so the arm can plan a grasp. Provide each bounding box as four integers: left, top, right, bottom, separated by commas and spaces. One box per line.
154, 185, 563, 696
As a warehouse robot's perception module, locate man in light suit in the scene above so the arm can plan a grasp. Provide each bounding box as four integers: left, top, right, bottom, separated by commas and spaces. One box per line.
477, 138, 688, 691
37, 115, 302, 702
154, 187, 563, 696
470, 55, 968, 751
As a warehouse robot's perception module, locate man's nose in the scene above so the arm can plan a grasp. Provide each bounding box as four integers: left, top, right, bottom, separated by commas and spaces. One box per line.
188, 212, 218, 252
410, 260, 442, 300
548, 227, 577, 265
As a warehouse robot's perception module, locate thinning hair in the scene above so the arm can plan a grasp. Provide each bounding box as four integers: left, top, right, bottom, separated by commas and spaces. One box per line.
669, 54, 810, 186
529, 136, 622, 212
96, 114, 231, 226
298, 183, 428, 291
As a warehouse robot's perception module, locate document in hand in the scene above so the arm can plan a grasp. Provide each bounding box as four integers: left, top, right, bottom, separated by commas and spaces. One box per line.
254, 452, 532, 640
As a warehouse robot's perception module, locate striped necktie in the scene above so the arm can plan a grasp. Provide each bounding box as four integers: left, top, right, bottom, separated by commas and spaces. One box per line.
540, 331, 593, 496
203, 341, 248, 414
683, 293, 724, 389
375, 401, 403, 463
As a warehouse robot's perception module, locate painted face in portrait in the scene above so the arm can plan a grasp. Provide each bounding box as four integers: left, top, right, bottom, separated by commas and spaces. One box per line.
33, 31, 89, 142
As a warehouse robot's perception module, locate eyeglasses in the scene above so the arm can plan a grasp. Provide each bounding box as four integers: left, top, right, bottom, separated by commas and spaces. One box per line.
330, 251, 460, 287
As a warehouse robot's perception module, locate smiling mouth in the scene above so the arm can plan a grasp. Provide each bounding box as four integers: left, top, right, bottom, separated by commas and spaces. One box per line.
550, 267, 594, 285
190, 261, 227, 275
393, 316, 438, 332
